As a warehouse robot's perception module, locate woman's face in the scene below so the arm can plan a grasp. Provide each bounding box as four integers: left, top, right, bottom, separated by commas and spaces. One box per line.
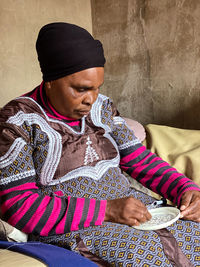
45, 67, 104, 119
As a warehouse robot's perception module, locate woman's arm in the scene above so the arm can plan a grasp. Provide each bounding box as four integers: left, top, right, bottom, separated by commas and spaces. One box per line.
110, 116, 200, 206
0, 122, 106, 236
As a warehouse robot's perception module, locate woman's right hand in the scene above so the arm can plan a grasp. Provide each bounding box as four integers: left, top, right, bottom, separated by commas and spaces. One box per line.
104, 196, 152, 226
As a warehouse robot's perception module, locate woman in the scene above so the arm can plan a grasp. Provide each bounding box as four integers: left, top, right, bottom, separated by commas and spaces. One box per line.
0, 22, 200, 266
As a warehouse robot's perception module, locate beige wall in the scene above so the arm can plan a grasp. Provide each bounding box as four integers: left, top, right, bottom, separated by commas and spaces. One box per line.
2, 0, 200, 130
0, 0, 92, 107
91, 0, 200, 129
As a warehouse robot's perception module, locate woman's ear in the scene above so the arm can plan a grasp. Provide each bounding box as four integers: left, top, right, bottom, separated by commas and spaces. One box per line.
45, 81, 51, 90
44, 81, 52, 97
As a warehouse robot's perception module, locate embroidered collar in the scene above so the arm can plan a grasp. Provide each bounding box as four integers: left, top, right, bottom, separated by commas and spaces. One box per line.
25, 81, 83, 132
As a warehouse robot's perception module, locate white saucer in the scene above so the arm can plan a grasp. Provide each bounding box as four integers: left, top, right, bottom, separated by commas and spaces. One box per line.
133, 207, 180, 231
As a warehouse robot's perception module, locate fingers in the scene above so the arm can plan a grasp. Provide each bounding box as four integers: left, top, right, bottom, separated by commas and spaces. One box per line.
120, 197, 151, 224
181, 213, 200, 223
180, 191, 200, 223
105, 197, 152, 226
181, 198, 200, 222
131, 205, 151, 223
180, 191, 193, 211
181, 201, 196, 217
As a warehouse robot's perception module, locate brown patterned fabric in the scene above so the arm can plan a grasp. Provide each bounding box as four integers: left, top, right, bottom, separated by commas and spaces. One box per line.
156, 228, 194, 267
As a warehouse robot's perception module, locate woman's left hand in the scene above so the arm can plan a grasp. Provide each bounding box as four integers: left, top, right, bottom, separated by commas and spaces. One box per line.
179, 190, 200, 222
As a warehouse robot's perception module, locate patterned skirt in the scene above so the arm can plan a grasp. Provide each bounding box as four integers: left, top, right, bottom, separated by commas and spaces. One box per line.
34, 189, 200, 267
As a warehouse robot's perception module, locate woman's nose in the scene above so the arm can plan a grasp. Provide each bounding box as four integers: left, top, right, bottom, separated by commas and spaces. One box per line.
82, 91, 98, 105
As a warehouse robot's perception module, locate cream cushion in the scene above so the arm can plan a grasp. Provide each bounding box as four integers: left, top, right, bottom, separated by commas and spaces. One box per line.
0, 249, 46, 267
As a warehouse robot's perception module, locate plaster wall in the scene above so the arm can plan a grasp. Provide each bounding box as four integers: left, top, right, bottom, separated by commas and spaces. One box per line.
91, 0, 200, 129
0, 0, 92, 107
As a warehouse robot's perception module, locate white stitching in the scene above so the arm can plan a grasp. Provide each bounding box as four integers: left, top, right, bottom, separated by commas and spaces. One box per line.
118, 139, 141, 150
49, 95, 120, 185
0, 138, 26, 168
16, 96, 86, 135
0, 169, 36, 185
7, 112, 62, 185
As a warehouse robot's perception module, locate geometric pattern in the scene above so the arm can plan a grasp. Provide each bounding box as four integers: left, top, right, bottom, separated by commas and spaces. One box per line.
38, 222, 173, 266
37, 189, 200, 266
100, 98, 140, 150
21, 122, 49, 179
10, 96, 198, 266
167, 220, 200, 264
100, 99, 114, 129
0, 143, 34, 183
111, 119, 139, 150
24, 98, 200, 266
0, 122, 49, 185
40, 167, 131, 200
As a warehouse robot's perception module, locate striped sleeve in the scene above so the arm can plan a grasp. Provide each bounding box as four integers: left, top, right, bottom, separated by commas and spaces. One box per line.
0, 124, 106, 236
0, 180, 106, 236
110, 117, 200, 206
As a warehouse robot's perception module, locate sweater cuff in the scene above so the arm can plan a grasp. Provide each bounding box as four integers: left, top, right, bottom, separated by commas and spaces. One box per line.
176, 185, 200, 206
95, 200, 107, 226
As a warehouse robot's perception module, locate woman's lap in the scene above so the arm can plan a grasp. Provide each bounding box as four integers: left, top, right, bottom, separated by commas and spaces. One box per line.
38, 219, 200, 266
35, 190, 200, 266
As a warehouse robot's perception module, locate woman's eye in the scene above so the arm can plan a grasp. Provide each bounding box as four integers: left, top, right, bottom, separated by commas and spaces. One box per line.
76, 88, 86, 93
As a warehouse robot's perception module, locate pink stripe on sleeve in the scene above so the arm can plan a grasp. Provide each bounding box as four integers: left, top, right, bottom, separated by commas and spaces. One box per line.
55, 196, 71, 234
177, 185, 200, 205
169, 177, 189, 197
142, 167, 174, 192
70, 198, 85, 231
40, 197, 62, 236
120, 146, 146, 165
84, 199, 96, 228
22, 195, 51, 233
0, 183, 38, 197
8, 194, 39, 227
120, 153, 159, 173
159, 172, 185, 196
95, 200, 107, 226
128, 160, 164, 182
132, 161, 169, 186
1, 191, 33, 214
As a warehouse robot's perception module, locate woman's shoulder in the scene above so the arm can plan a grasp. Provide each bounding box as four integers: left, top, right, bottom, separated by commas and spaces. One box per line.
0, 96, 46, 122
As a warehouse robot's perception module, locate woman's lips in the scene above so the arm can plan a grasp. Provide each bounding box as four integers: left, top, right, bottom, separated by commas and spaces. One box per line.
76, 110, 90, 115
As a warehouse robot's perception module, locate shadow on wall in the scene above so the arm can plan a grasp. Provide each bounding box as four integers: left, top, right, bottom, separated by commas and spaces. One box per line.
153, 100, 200, 130
91, 0, 200, 130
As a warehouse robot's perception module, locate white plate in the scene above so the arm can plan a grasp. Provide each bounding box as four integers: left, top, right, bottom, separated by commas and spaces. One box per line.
133, 207, 180, 231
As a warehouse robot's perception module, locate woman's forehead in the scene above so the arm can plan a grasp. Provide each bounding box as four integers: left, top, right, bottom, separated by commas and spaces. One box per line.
50, 67, 104, 90
66, 67, 104, 84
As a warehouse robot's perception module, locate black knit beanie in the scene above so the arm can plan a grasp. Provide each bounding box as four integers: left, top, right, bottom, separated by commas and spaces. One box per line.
36, 22, 106, 81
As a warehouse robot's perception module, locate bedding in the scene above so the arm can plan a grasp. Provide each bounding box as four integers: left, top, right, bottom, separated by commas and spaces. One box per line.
0, 248, 46, 267
127, 123, 200, 201
144, 124, 200, 186
0, 240, 97, 267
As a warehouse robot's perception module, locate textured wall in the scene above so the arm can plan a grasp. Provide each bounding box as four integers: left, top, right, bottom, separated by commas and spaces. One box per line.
0, 0, 92, 107
91, 0, 200, 129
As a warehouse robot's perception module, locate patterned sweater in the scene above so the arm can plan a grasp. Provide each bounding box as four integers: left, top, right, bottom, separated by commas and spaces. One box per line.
0, 83, 199, 237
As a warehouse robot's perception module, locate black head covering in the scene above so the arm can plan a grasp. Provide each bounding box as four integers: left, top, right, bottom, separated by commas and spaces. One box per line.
36, 22, 106, 81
